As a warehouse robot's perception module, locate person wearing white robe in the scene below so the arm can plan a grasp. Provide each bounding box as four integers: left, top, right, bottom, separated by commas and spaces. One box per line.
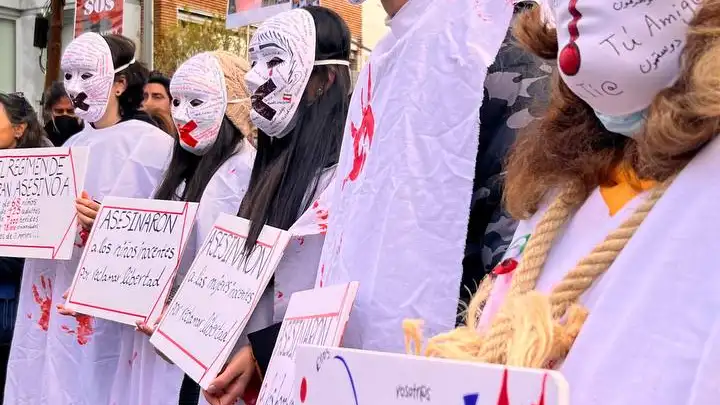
313, 0, 514, 353
138, 50, 257, 405
5, 33, 174, 405
408, 1, 720, 404
200, 6, 352, 405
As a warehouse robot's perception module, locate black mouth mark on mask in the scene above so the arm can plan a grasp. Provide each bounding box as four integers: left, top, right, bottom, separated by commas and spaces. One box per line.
251, 79, 277, 121
72, 93, 90, 111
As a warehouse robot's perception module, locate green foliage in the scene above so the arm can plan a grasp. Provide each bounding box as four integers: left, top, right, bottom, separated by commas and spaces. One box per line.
154, 12, 253, 75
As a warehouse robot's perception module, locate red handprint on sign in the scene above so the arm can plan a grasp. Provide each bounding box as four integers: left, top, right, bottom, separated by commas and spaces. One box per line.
60, 314, 95, 345
28, 275, 53, 331
343, 64, 375, 188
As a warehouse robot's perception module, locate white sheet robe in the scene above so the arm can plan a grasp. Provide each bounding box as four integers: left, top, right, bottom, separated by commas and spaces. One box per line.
314, 0, 513, 352
6, 119, 174, 405
480, 136, 720, 404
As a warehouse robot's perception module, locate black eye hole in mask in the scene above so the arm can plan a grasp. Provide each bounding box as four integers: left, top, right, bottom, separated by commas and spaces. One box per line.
189, 99, 204, 107
251, 79, 277, 121
80, 72, 94, 80
172, 98, 181, 107
267, 57, 284, 68
64, 73, 72, 80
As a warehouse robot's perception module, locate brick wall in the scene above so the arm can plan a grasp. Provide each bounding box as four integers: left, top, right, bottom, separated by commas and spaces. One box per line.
153, 0, 363, 45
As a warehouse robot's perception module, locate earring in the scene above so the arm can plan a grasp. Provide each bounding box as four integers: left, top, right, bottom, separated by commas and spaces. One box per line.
115, 91, 122, 96
316, 87, 324, 96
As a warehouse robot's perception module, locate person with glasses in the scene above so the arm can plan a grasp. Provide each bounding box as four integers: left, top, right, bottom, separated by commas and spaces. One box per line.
42, 82, 84, 146
0, 91, 51, 403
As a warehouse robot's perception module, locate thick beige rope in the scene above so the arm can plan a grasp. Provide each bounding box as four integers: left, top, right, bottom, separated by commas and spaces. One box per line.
408, 176, 674, 368
211, 51, 256, 139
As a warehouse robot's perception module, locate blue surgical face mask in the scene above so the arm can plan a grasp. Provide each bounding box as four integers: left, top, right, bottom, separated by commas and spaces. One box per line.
594, 109, 647, 138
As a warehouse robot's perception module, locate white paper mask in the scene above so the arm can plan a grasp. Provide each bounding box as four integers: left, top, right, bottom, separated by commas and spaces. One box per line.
245, 9, 316, 138
553, 0, 700, 116
61, 32, 116, 123
170, 52, 228, 155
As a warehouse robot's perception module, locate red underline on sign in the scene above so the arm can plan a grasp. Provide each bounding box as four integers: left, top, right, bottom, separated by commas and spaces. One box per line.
155, 328, 208, 370
66, 300, 145, 318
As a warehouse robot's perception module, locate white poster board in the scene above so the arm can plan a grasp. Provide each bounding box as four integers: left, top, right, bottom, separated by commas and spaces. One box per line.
294, 346, 569, 405
150, 213, 292, 389
257, 282, 359, 405
64, 197, 198, 325
0, 147, 88, 260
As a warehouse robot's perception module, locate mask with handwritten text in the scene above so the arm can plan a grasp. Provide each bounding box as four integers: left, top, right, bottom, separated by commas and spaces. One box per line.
61, 33, 116, 123
170, 52, 228, 155
245, 9, 316, 138
553, 0, 700, 116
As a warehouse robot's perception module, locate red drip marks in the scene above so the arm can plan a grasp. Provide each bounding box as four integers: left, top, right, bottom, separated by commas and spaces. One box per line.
300, 377, 308, 402
319, 264, 325, 287
559, 0, 582, 76
343, 63, 376, 188
179, 121, 199, 148
128, 351, 138, 367
31, 276, 53, 331
75, 227, 90, 249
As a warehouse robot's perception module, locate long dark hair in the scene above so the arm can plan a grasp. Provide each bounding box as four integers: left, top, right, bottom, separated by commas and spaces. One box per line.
103, 34, 150, 121
154, 116, 244, 202
0, 92, 50, 148
238, 6, 351, 252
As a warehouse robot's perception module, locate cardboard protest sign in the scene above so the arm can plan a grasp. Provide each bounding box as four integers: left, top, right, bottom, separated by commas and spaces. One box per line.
0, 147, 88, 260
294, 346, 569, 405
64, 197, 198, 325
257, 282, 359, 405
150, 213, 292, 389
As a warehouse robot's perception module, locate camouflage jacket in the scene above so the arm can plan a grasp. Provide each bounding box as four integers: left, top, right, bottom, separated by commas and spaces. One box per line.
458, 10, 551, 322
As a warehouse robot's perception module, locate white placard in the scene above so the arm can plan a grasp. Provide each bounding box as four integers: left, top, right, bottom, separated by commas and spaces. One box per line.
150, 213, 292, 389
64, 197, 198, 325
257, 282, 359, 405
294, 345, 569, 405
0, 147, 88, 260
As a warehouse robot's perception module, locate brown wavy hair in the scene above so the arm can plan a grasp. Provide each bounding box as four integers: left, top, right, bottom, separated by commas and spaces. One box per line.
505, 2, 720, 219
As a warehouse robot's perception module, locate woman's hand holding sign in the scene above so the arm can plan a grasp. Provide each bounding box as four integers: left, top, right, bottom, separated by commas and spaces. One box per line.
76, 191, 100, 230
56, 288, 77, 316
203, 345, 256, 405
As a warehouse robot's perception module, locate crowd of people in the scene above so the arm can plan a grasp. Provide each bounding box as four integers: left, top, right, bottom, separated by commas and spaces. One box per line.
0, 0, 717, 404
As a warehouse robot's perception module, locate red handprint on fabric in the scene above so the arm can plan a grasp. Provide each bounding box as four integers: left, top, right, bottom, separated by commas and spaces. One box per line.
343, 64, 375, 188
60, 314, 95, 345
312, 201, 329, 234
27, 276, 53, 331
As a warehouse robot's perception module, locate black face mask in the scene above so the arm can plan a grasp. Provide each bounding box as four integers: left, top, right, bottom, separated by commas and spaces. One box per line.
45, 115, 84, 146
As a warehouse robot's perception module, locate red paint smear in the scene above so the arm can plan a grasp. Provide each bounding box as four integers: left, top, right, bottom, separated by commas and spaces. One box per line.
343, 63, 375, 188
277, 291, 284, 299
319, 264, 325, 288
75, 227, 90, 248
297, 236, 305, 246
62, 315, 95, 345
31, 276, 52, 331
128, 351, 138, 367
559, 0, 582, 76
300, 377, 308, 402
178, 121, 199, 148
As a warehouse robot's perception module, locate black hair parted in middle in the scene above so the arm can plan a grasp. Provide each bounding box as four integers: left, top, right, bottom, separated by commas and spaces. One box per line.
238, 5, 352, 253
154, 116, 245, 202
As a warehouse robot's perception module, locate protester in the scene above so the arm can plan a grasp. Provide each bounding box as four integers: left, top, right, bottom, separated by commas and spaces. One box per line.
6, 32, 173, 405
142, 50, 256, 405
407, 1, 720, 403
0, 92, 51, 402
202, 6, 352, 404
314, 0, 511, 354
142, 71, 172, 115
42, 82, 84, 146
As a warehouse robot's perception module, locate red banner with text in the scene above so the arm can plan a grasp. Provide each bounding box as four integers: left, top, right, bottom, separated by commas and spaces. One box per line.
74, 0, 123, 38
